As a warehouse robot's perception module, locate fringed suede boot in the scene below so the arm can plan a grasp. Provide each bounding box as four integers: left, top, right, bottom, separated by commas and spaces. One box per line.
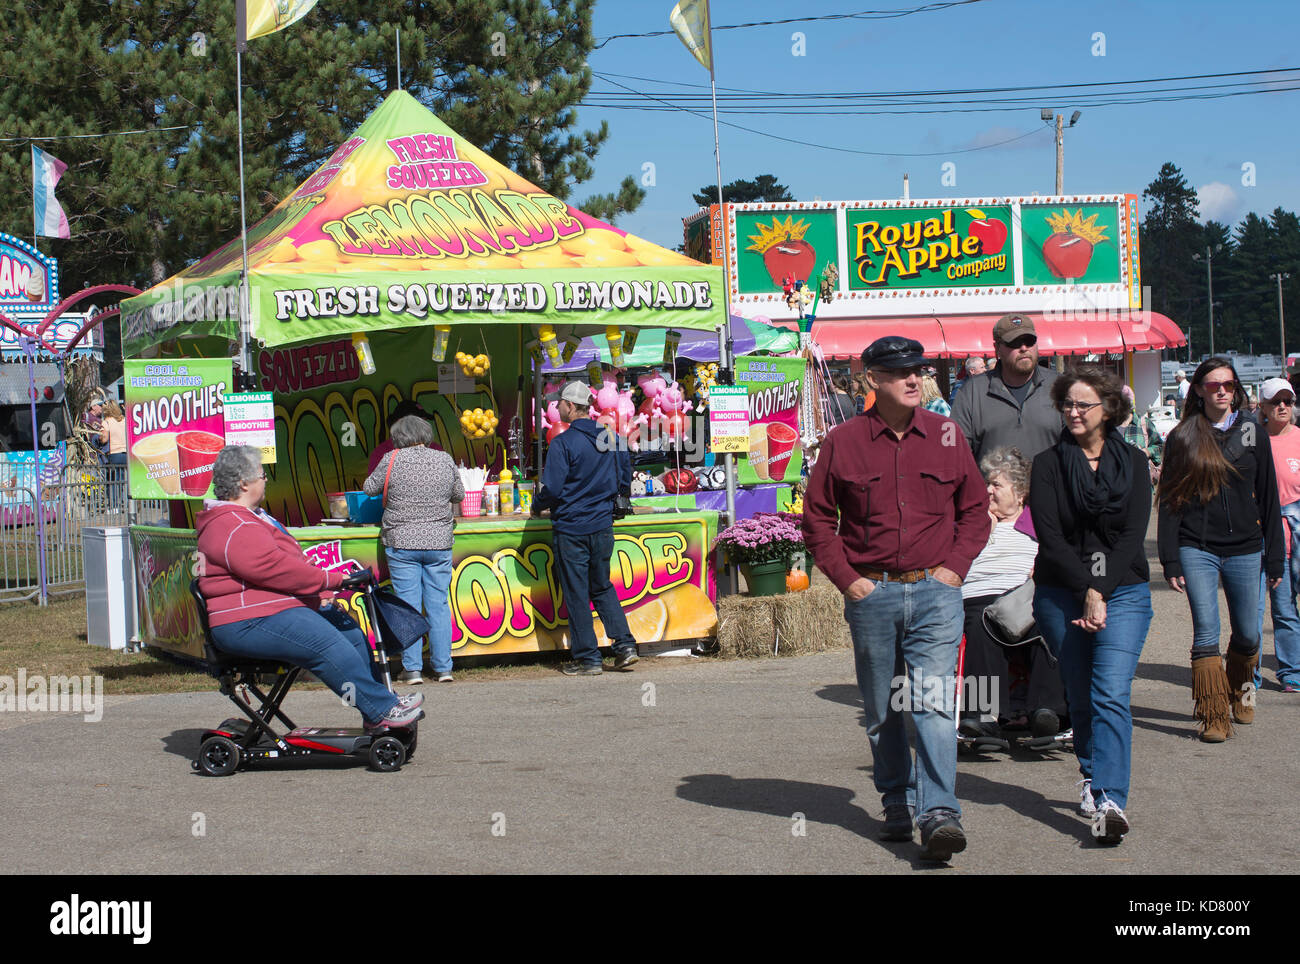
1225, 649, 1258, 725
1192, 655, 1232, 743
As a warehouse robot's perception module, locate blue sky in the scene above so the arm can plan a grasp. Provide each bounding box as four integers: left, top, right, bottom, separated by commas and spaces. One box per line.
578, 0, 1299, 248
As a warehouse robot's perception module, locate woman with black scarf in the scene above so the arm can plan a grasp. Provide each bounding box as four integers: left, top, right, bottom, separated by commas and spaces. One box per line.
1029, 367, 1152, 846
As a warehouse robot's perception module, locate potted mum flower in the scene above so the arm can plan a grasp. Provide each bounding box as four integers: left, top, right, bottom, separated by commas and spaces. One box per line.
715, 511, 805, 596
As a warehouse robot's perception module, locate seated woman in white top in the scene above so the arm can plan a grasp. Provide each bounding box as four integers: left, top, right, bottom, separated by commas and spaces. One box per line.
959, 448, 1068, 739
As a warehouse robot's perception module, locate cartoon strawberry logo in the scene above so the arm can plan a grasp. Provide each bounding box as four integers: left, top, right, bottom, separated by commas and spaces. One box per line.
746, 216, 816, 288
1042, 209, 1109, 279
965, 208, 1007, 255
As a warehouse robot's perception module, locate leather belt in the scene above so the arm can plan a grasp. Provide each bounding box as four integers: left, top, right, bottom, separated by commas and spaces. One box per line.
859, 567, 936, 584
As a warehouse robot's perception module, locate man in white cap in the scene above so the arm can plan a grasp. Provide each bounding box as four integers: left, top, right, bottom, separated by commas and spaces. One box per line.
1174, 370, 1189, 414
1257, 377, 1300, 693
533, 380, 637, 675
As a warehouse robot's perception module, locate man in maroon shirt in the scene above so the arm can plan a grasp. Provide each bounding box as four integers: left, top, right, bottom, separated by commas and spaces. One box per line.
803, 336, 990, 862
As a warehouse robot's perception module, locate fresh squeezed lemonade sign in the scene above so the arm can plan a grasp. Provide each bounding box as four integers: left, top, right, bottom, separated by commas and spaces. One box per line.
125, 359, 231, 499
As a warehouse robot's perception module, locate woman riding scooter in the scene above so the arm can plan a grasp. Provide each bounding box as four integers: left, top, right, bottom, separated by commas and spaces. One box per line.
195, 445, 422, 731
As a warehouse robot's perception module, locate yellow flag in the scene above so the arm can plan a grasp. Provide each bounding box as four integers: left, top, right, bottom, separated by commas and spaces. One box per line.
244, 0, 320, 42
670, 0, 712, 71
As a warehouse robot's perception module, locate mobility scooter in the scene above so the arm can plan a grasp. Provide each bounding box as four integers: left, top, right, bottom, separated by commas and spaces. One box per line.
190, 570, 422, 775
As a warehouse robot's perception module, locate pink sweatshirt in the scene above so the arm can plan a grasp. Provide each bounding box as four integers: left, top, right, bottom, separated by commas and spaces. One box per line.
195, 502, 344, 627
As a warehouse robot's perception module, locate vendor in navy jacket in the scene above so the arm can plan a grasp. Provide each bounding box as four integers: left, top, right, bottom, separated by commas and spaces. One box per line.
533, 379, 637, 676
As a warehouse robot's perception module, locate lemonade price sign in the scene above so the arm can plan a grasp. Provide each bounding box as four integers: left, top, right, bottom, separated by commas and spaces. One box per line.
223, 392, 276, 463
708, 386, 749, 454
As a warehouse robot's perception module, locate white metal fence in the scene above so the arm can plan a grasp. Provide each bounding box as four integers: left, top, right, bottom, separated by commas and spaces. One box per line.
0, 463, 169, 604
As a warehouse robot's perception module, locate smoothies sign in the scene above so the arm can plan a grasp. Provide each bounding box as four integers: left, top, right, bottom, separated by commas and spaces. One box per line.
735, 356, 803, 485
125, 359, 231, 499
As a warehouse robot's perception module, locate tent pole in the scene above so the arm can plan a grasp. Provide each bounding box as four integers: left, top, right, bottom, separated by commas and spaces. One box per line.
235, 37, 252, 384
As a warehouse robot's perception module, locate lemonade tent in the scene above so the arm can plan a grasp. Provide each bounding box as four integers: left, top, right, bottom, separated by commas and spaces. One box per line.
123, 91, 724, 664
121, 90, 724, 355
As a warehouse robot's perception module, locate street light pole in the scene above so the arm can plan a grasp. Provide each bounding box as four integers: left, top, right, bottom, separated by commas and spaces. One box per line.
1055, 113, 1064, 194
1041, 110, 1079, 194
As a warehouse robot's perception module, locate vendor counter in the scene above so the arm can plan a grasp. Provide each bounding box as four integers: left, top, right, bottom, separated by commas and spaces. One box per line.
131, 511, 719, 664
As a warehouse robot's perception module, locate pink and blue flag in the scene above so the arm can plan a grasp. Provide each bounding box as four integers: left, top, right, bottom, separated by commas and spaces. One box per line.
32, 146, 70, 239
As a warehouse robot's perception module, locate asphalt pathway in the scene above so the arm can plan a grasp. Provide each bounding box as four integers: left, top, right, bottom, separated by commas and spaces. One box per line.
1, 540, 1297, 875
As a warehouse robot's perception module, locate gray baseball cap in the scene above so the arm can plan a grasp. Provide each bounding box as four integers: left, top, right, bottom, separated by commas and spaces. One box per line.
544, 380, 591, 405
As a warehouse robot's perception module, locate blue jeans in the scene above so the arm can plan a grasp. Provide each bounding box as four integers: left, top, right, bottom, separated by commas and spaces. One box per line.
1179, 547, 1261, 659
844, 575, 963, 822
385, 547, 454, 675
1256, 566, 1300, 689
210, 605, 398, 724
553, 528, 636, 667
1035, 583, 1151, 810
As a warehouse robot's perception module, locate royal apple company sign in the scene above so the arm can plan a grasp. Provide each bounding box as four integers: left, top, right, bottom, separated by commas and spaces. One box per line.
722, 195, 1132, 306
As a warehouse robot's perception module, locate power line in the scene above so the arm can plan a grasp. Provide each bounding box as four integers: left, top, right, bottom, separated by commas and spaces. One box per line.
592, 65, 1300, 100
594, 1, 988, 48
0, 125, 192, 144
590, 73, 1051, 157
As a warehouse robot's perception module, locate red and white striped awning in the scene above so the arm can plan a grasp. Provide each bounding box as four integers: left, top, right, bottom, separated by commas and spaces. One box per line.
777, 311, 1187, 360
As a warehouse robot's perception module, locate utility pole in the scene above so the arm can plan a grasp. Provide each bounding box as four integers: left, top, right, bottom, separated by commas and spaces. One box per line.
1055, 113, 1064, 194
1206, 248, 1216, 357
1194, 245, 1219, 357
1274, 272, 1290, 366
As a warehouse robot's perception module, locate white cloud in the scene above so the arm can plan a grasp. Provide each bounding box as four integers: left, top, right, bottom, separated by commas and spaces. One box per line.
1197, 181, 1240, 224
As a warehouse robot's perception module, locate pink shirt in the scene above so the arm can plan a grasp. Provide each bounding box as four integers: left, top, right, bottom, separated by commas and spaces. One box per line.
1270, 426, 1300, 554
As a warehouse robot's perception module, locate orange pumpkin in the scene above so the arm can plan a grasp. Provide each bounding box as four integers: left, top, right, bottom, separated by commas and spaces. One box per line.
786, 569, 810, 592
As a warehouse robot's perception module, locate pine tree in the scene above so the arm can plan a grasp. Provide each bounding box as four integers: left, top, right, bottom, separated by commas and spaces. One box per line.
0, 1, 638, 293
1140, 162, 1202, 349
692, 174, 795, 207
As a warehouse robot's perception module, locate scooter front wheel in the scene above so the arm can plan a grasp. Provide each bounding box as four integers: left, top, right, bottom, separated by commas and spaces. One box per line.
198, 735, 242, 777
368, 735, 405, 772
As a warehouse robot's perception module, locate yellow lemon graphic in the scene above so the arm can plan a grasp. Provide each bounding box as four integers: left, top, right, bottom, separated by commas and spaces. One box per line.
518, 248, 580, 269
560, 231, 628, 257
576, 249, 640, 268
659, 583, 717, 638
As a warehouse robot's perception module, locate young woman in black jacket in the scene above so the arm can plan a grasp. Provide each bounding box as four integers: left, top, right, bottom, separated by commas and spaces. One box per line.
1157, 357, 1284, 743
1030, 367, 1152, 845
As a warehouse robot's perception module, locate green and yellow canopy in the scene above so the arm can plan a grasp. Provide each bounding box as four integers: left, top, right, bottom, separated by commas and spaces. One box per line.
122, 90, 723, 357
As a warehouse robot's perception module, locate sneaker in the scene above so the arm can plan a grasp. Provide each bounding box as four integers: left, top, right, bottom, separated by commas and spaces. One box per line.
1076, 778, 1097, 816
436, 673, 454, 682
918, 811, 966, 862
365, 697, 425, 731
1091, 799, 1129, 845
1030, 708, 1060, 738
613, 647, 639, 671
878, 804, 913, 842
394, 692, 424, 712
396, 670, 423, 684
560, 661, 602, 676
1282, 679, 1300, 693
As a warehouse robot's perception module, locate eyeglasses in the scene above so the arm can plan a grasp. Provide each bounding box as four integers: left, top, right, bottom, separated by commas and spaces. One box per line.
1057, 400, 1101, 414
1200, 380, 1237, 394
1005, 335, 1037, 349
1265, 395, 1296, 406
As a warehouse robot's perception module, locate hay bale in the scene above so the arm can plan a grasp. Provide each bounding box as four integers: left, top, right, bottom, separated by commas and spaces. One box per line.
714, 584, 851, 659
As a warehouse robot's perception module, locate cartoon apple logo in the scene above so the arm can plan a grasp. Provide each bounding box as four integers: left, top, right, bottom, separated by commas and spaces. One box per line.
746, 215, 816, 288
1042, 208, 1109, 279
965, 208, 1007, 255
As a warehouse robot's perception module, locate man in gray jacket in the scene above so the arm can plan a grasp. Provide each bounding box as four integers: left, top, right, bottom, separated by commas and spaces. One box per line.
952, 313, 1062, 463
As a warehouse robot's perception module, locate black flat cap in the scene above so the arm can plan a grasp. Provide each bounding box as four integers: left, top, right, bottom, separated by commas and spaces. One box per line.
862, 336, 927, 369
